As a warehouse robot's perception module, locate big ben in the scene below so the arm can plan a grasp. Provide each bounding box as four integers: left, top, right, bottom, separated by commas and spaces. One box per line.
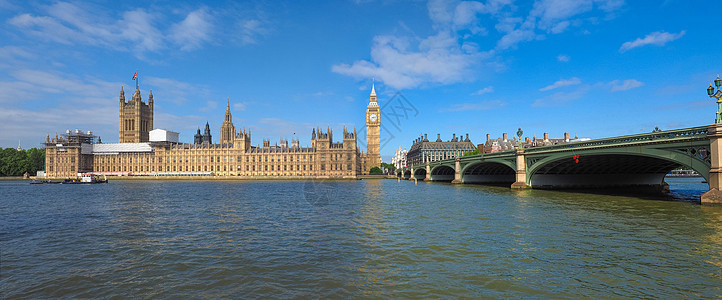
366, 81, 381, 173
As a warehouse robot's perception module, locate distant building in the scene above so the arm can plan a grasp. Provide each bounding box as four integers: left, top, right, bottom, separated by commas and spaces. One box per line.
482, 132, 579, 153
392, 146, 407, 170
406, 133, 475, 166
43, 82, 382, 178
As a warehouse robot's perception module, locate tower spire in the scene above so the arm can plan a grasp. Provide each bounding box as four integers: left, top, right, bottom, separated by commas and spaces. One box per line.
370, 77, 376, 97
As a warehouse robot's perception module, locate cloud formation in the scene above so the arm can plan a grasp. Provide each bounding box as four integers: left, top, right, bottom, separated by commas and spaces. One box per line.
609, 79, 643, 91
6, 2, 270, 58
472, 86, 494, 95
619, 30, 685, 53
539, 77, 582, 91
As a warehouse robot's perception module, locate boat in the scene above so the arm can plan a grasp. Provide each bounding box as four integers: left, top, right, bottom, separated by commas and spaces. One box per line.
61, 174, 108, 184
30, 180, 62, 185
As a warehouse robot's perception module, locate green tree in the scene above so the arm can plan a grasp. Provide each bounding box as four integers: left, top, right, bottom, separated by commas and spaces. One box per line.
380, 162, 396, 172
369, 167, 383, 174
0, 148, 45, 176
463, 149, 482, 157
0, 148, 26, 176
26, 148, 45, 174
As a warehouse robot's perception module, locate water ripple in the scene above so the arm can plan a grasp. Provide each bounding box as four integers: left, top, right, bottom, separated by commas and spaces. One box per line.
1, 178, 721, 298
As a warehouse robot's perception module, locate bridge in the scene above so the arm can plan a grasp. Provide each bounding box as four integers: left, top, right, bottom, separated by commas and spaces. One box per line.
396, 124, 722, 204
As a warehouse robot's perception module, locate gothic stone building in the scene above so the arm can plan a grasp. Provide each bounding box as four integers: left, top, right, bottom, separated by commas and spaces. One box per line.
44, 83, 382, 178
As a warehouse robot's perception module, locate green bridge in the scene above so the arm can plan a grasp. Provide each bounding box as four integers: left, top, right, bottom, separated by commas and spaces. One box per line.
396, 124, 722, 204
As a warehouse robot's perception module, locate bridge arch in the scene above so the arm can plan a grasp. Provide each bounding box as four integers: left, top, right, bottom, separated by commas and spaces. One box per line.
402, 170, 411, 180
430, 165, 455, 182
460, 160, 516, 184
413, 168, 427, 180
527, 149, 709, 189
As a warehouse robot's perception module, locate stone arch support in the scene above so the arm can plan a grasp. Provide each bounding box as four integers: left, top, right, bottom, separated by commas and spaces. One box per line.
526, 148, 710, 189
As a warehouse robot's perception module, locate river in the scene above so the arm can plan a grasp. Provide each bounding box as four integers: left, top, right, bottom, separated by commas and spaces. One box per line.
1, 178, 721, 298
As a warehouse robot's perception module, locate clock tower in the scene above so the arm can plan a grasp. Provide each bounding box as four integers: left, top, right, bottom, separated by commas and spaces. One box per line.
365, 81, 381, 173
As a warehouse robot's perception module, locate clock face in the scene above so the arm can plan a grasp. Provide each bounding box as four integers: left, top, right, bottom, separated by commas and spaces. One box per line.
369, 113, 378, 122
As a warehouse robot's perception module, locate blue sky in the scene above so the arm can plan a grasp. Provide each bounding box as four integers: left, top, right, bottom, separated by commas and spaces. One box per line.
1, 0, 720, 162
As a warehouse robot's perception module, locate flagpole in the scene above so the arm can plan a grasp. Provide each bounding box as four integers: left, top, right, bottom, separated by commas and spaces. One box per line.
135, 69, 139, 89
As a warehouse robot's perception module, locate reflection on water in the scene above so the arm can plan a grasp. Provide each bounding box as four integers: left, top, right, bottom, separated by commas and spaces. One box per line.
0, 178, 721, 298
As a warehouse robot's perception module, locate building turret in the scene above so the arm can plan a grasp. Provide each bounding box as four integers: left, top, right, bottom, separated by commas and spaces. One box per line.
119, 86, 125, 103
220, 98, 236, 145
194, 128, 203, 144
203, 122, 212, 144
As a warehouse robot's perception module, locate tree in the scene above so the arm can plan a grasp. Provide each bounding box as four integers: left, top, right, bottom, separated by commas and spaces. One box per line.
380, 162, 396, 171
0, 148, 46, 176
463, 149, 482, 157
369, 167, 383, 174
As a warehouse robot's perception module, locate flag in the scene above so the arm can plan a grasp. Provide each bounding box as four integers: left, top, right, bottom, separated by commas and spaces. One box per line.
132, 72, 137, 80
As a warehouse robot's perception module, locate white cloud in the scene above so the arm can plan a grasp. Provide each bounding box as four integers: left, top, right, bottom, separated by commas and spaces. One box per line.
144, 76, 211, 106
557, 54, 570, 62
237, 19, 270, 45
532, 85, 590, 107
333, 0, 509, 89
170, 8, 214, 51
199, 100, 218, 112
332, 31, 483, 89
6, 2, 267, 58
609, 79, 643, 91
233, 103, 248, 111
533, 0, 594, 30
539, 77, 581, 91
440, 99, 506, 112
495, 0, 625, 49
472, 86, 494, 95
619, 30, 685, 53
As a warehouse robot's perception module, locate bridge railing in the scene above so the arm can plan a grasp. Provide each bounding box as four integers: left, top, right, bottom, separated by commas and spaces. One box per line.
523, 126, 709, 154
408, 126, 709, 169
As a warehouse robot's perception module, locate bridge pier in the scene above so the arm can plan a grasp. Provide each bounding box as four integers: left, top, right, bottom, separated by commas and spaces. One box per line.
425, 163, 431, 181
452, 158, 462, 184
511, 148, 529, 189
702, 123, 722, 204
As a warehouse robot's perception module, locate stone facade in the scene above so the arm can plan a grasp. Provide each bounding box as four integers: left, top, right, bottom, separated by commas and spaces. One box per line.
118, 86, 153, 143
406, 133, 475, 166
43, 83, 381, 179
392, 146, 407, 170
362, 81, 382, 174
482, 132, 580, 153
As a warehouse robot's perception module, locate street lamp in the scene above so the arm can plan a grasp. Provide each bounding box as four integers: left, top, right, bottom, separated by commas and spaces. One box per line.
516, 127, 523, 149
709, 75, 722, 123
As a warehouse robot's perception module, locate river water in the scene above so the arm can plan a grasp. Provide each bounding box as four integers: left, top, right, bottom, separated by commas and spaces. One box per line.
1, 178, 721, 298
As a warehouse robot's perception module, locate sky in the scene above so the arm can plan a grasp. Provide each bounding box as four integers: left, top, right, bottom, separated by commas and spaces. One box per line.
1, 0, 721, 162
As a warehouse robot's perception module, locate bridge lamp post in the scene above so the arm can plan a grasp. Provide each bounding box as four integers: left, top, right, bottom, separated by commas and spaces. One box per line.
709, 75, 722, 123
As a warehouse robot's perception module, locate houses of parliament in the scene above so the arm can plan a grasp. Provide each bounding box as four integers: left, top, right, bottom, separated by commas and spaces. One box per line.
43, 82, 382, 178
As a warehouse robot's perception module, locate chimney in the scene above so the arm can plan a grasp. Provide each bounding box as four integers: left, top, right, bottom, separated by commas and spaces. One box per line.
466, 133, 469, 141
486, 134, 490, 142
544, 132, 549, 141
437, 133, 441, 141
525, 137, 530, 143
564, 132, 570, 142
503, 133, 507, 142
424, 134, 427, 140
